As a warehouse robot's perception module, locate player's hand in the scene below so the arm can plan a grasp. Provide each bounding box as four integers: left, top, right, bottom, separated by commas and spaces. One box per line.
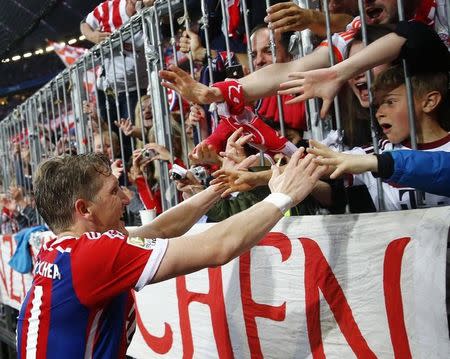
265, 2, 315, 33
307, 139, 378, 179
278, 67, 344, 118
142, 0, 155, 7
159, 65, 223, 104
269, 147, 327, 204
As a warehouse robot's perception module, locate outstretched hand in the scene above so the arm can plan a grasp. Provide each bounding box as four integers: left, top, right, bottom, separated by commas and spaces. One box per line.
278, 67, 344, 118
307, 139, 377, 179
115, 118, 135, 136
159, 65, 222, 104
269, 147, 327, 205
220, 127, 254, 170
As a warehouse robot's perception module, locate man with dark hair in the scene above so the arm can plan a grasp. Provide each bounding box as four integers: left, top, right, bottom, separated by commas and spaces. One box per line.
17, 150, 325, 358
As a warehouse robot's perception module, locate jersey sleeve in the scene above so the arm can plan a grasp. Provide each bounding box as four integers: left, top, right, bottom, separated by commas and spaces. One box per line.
85, 5, 100, 30
318, 16, 361, 62
71, 231, 168, 307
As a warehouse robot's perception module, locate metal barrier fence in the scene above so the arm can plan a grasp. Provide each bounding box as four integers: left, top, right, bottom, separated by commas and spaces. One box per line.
0, 0, 428, 216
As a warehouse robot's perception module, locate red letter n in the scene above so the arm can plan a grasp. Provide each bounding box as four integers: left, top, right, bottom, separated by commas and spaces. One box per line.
300, 238, 376, 359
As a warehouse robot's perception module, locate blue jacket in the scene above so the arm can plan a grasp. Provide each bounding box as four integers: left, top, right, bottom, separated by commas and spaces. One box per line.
9, 225, 47, 274
380, 150, 450, 197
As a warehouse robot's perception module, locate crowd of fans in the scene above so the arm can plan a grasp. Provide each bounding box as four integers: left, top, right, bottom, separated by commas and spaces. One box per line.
1, 0, 449, 234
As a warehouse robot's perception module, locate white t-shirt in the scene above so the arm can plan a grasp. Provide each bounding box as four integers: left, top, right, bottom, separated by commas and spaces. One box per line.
348, 134, 450, 211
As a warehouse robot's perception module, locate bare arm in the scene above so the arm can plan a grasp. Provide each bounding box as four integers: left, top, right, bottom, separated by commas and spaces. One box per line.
239, 46, 330, 101
332, 33, 405, 83
160, 46, 330, 104
151, 150, 327, 283
308, 139, 378, 179
128, 185, 224, 239
278, 33, 406, 116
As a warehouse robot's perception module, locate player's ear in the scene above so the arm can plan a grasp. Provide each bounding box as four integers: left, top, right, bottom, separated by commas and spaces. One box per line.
74, 198, 91, 218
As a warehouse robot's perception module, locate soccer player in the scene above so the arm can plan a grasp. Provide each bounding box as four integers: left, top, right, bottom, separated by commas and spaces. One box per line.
17, 150, 325, 358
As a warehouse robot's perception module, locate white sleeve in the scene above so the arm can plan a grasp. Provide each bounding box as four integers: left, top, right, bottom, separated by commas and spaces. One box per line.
134, 238, 168, 291
85, 9, 100, 30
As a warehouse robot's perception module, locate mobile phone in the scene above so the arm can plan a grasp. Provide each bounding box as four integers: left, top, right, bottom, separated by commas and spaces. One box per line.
225, 64, 244, 79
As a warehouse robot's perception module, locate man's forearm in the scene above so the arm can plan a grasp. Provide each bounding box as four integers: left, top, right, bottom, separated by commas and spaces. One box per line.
202, 201, 284, 264
239, 46, 330, 102
130, 186, 222, 239
152, 200, 285, 283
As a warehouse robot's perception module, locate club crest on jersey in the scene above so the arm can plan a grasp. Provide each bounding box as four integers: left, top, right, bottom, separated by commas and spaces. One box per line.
127, 236, 157, 250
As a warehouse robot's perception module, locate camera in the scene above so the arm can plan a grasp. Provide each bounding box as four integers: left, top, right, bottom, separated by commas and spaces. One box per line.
169, 164, 188, 181
169, 164, 209, 185
142, 148, 156, 159
189, 166, 208, 186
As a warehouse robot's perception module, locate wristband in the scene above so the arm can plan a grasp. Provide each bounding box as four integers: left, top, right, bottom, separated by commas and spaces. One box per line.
212, 80, 245, 115
263, 193, 293, 214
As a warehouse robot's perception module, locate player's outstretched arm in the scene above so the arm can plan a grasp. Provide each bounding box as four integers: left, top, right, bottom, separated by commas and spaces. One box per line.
151, 148, 327, 283
128, 184, 225, 239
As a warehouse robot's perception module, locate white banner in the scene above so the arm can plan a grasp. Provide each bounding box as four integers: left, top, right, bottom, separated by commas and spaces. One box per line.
0, 232, 53, 310
0, 208, 449, 357
0, 234, 34, 310
128, 207, 450, 358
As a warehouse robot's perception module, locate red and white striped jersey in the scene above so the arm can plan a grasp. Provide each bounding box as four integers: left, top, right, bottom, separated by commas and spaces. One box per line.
84, 0, 148, 93
85, 0, 129, 33
17, 230, 167, 359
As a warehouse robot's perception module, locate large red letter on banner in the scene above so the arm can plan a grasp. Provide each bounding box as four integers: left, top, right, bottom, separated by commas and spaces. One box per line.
240, 232, 291, 358
300, 238, 377, 359
176, 267, 233, 358
383, 237, 412, 358
133, 291, 173, 354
